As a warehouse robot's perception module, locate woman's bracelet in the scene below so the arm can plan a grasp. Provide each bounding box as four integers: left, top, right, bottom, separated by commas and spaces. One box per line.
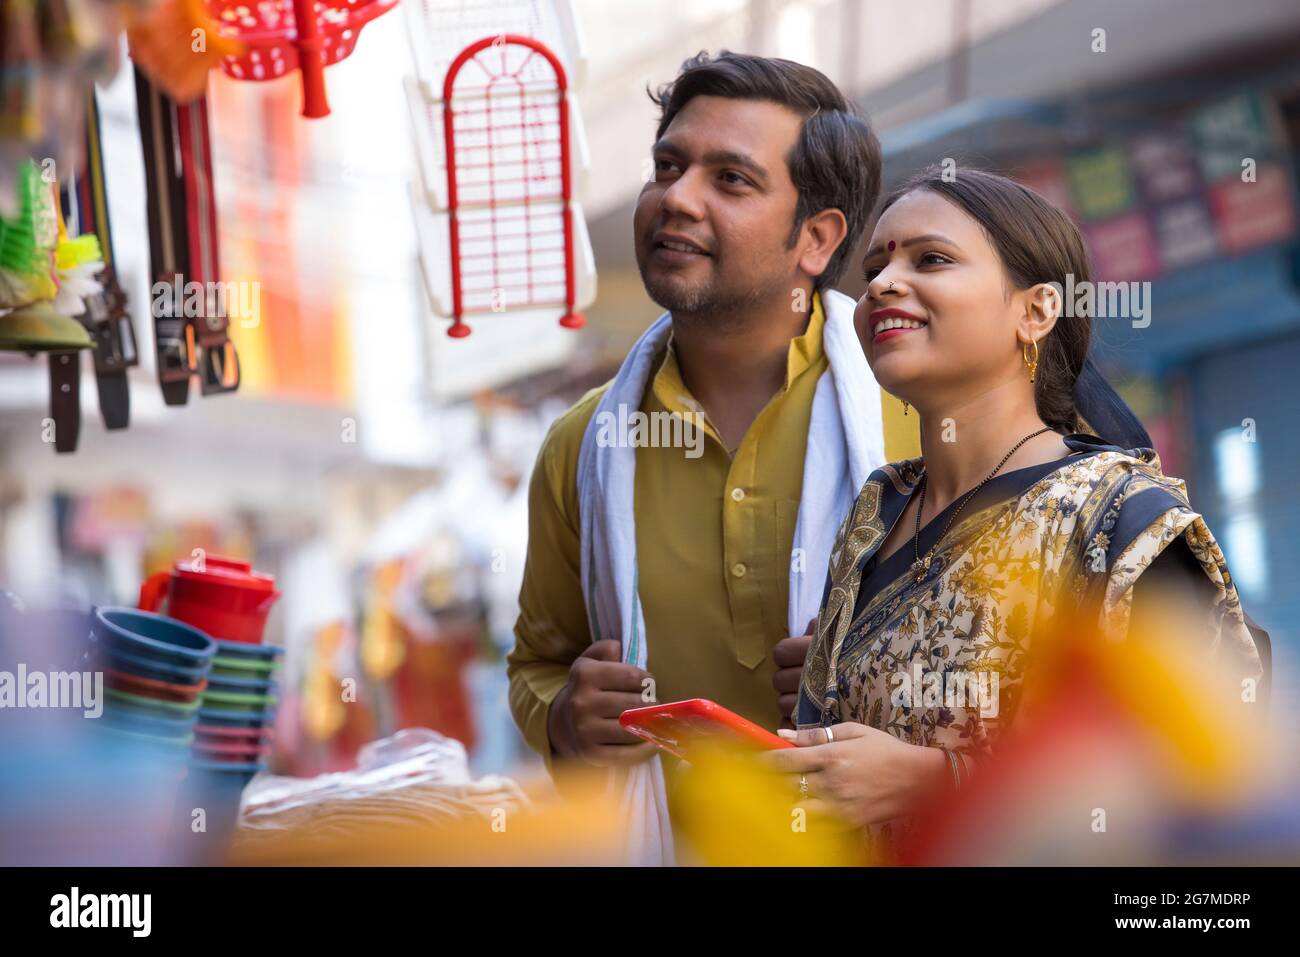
940, 747, 961, 790
939, 747, 974, 790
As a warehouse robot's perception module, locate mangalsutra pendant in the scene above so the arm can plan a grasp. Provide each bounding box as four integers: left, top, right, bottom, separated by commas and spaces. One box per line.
911, 555, 931, 581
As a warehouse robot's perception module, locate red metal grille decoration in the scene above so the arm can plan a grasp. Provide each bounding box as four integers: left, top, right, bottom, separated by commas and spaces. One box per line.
207, 0, 397, 117
441, 34, 584, 337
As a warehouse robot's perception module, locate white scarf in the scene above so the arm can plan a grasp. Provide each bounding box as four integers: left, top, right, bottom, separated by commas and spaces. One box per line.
576, 289, 885, 864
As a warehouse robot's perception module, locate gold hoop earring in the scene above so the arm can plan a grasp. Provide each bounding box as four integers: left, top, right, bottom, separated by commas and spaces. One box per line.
1022, 339, 1039, 384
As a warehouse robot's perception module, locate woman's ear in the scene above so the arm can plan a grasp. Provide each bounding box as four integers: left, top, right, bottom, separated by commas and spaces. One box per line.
1018, 282, 1062, 346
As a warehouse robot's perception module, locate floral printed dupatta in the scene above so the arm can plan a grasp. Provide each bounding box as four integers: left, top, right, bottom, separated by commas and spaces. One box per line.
794, 435, 1265, 760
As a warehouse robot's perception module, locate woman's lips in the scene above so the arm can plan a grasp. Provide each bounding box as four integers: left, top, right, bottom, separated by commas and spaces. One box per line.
872, 326, 922, 344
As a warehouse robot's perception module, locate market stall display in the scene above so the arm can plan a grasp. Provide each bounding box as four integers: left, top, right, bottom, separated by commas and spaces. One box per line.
232, 728, 529, 855
139, 555, 281, 643
0, 148, 139, 452
439, 35, 585, 337
402, 0, 595, 337
69, 89, 139, 432
0, 0, 599, 869
124, 0, 238, 103
135, 67, 240, 405
129, 555, 282, 857
82, 606, 217, 760
207, 0, 399, 118
0, 0, 127, 214
137, 556, 283, 778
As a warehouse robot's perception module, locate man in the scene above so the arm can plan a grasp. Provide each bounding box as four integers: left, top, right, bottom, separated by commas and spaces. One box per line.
508, 51, 911, 856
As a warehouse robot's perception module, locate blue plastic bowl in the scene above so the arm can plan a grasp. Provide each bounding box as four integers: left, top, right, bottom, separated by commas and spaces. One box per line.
91, 607, 216, 667
205, 672, 280, 694
96, 724, 195, 750
100, 707, 196, 737
212, 638, 284, 661
190, 758, 268, 775
88, 644, 210, 685
196, 705, 277, 728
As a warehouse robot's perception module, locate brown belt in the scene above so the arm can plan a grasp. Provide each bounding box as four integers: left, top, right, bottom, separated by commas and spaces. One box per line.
134, 66, 239, 405
74, 86, 138, 433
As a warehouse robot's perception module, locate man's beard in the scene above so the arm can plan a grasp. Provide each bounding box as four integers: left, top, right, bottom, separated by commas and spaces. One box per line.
637, 257, 793, 330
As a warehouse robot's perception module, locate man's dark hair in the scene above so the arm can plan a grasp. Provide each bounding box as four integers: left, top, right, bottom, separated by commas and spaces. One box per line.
648, 50, 882, 292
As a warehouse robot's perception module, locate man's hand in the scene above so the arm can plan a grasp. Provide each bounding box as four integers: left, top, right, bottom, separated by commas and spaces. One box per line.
548, 639, 658, 766
773, 618, 815, 729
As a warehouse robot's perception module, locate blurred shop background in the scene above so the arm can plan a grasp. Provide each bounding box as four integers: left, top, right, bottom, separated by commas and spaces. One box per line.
1, 0, 1298, 784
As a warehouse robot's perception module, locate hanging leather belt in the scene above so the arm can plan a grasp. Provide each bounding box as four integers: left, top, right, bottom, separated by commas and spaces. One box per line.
136, 65, 192, 405
178, 93, 239, 395
75, 86, 137, 431
48, 350, 81, 454
135, 67, 239, 404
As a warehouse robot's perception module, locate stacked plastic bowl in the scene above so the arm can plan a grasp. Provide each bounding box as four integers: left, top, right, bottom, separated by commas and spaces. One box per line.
134, 556, 283, 859
87, 608, 217, 764
192, 638, 283, 779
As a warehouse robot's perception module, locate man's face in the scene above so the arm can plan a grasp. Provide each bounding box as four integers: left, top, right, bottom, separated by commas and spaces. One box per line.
634, 95, 806, 320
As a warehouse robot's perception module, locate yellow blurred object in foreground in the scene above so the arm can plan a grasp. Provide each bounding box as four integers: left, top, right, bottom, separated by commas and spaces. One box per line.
1022, 589, 1272, 806
228, 768, 626, 866
667, 744, 872, 866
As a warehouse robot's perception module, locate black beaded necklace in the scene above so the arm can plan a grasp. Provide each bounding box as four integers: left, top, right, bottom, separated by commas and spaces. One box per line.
909, 427, 1054, 582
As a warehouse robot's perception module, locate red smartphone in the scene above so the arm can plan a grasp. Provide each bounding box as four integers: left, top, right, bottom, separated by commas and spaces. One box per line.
619, 698, 794, 761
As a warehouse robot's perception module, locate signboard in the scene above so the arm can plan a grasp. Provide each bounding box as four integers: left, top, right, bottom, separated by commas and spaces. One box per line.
1066, 146, 1138, 221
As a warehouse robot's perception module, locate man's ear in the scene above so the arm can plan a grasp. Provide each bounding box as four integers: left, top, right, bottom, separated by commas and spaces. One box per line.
1018, 282, 1062, 346
797, 207, 849, 283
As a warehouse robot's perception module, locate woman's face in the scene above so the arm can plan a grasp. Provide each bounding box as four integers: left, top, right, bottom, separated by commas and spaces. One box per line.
854, 189, 1030, 409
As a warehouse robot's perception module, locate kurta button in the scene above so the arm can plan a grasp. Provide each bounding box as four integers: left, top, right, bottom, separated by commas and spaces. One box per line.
731, 562, 747, 578
730, 487, 745, 502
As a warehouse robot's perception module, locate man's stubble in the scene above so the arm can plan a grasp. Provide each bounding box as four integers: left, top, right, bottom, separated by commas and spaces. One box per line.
638, 256, 797, 335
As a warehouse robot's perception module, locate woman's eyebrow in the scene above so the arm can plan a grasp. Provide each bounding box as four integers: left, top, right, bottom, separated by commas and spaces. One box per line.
863, 233, 960, 259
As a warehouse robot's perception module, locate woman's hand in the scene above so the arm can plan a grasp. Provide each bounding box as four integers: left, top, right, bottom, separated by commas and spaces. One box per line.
763, 723, 949, 827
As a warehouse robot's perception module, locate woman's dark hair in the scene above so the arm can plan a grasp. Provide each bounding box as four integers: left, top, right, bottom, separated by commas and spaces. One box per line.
649, 50, 882, 292
879, 166, 1151, 449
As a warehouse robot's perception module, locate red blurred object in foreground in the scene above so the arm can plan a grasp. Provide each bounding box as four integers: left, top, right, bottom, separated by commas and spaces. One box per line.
895, 610, 1269, 866
206, 0, 398, 117
896, 665, 1125, 865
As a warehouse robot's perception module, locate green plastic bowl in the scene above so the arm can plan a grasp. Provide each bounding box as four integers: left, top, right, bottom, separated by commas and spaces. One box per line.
199, 688, 278, 709
106, 686, 202, 716
210, 655, 280, 675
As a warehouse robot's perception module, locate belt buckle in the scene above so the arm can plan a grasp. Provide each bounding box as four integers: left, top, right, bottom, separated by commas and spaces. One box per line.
198, 339, 240, 395
85, 275, 139, 375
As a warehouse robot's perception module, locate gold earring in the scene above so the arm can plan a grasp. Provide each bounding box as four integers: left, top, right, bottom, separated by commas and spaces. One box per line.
1022, 338, 1039, 383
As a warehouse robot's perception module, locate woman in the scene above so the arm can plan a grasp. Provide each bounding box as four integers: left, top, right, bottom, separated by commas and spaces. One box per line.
768, 167, 1267, 846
